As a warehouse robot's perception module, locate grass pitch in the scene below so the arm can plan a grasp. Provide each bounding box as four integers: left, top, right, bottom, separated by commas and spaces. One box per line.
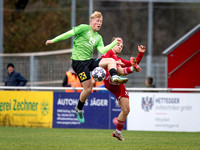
0, 126, 200, 150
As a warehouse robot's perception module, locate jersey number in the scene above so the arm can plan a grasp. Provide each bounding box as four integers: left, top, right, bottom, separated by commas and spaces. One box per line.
89, 37, 95, 46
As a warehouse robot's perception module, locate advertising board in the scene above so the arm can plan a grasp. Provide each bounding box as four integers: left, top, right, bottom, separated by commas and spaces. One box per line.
0, 91, 53, 128
127, 92, 200, 132
53, 92, 126, 129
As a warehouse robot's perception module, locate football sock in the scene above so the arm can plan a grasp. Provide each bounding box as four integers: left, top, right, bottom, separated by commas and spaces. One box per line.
116, 120, 125, 133
124, 66, 134, 75
116, 129, 121, 134
77, 100, 85, 110
109, 68, 118, 77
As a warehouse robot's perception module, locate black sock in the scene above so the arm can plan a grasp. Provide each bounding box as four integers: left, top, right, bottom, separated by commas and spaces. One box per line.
77, 100, 85, 110
109, 68, 118, 77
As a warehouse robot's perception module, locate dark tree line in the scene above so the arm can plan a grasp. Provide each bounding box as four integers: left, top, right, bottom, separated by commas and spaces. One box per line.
3, 0, 200, 56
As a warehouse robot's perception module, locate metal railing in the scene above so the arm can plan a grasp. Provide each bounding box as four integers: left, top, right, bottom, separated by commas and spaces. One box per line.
0, 86, 199, 92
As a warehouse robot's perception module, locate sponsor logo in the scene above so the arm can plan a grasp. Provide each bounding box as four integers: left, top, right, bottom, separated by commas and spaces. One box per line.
95, 36, 99, 41
142, 97, 154, 112
155, 97, 180, 104
78, 72, 87, 81
41, 102, 49, 116
0, 99, 38, 112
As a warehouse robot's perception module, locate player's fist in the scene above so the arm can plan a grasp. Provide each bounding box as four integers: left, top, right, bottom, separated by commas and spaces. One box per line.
115, 37, 123, 44
138, 45, 145, 53
45, 40, 53, 45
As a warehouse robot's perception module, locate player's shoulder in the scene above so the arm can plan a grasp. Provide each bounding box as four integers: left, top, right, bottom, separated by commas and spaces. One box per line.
107, 49, 114, 55
77, 24, 90, 29
79, 24, 90, 27
73, 24, 91, 34
97, 33, 102, 38
73, 24, 90, 31
101, 49, 112, 58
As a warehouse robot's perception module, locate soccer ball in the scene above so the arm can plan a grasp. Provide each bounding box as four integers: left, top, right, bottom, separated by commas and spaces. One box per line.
92, 67, 106, 81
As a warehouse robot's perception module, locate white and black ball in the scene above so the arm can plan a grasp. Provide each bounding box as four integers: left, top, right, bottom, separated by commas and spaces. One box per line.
92, 67, 106, 81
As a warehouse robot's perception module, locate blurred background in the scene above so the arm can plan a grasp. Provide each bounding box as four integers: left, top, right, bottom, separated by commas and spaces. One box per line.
0, 0, 200, 87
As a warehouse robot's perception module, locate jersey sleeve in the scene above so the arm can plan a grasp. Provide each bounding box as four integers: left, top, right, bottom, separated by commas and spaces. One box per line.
52, 24, 89, 43
97, 40, 117, 54
119, 51, 144, 67
119, 58, 132, 67
136, 52, 144, 64
52, 29, 75, 43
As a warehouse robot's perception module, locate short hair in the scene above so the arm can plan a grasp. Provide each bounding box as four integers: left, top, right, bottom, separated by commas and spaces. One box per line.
112, 37, 117, 42
147, 76, 153, 84
111, 37, 123, 43
90, 11, 103, 20
7, 63, 14, 69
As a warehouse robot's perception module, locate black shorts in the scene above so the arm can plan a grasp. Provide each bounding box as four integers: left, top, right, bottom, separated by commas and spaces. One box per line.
72, 58, 101, 83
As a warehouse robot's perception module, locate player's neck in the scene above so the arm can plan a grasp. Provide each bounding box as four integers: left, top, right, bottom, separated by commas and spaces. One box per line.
90, 25, 97, 32
112, 49, 119, 56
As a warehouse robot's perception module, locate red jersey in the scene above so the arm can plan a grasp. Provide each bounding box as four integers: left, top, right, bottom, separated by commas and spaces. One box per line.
101, 49, 144, 101
101, 49, 144, 77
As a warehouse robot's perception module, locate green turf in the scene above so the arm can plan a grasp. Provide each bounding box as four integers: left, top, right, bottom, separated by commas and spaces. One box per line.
0, 126, 200, 150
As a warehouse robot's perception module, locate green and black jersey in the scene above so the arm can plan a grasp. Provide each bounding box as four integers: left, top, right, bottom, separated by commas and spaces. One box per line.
51, 24, 117, 61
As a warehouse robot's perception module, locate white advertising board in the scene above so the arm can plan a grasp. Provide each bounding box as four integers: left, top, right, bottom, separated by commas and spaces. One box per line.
127, 92, 200, 132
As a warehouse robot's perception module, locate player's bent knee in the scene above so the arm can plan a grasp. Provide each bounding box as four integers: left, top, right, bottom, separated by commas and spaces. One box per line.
99, 58, 116, 68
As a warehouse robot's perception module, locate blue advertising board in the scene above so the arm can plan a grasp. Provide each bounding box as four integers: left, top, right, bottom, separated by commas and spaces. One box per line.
110, 94, 127, 130
53, 92, 127, 130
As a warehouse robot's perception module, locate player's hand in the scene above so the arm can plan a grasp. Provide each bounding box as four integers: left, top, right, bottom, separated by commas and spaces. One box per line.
116, 61, 125, 66
138, 45, 145, 53
45, 40, 53, 45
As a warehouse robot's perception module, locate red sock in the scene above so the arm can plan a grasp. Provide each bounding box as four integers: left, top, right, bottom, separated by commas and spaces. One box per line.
124, 66, 134, 75
116, 120, 125, 131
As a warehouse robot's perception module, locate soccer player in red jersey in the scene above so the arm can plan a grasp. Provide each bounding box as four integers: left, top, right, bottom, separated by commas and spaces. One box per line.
101, 37, 145, 141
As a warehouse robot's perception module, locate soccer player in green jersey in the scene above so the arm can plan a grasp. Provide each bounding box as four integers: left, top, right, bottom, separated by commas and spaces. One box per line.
45, 11, 128, 123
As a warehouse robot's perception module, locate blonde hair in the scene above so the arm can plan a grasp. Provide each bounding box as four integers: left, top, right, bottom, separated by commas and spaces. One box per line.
90, 11, 103, 20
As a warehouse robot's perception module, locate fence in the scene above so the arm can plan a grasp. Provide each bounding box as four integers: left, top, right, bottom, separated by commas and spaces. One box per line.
0, 49, 73, 87
1, 86, 200, 92
0, 49, 167, 88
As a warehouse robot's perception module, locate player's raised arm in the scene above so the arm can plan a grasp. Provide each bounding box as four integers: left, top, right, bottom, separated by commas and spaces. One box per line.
45, 29, 75, 45
97, 38, 122, 54
129, 45, 146, 72
133, 45, 146, 64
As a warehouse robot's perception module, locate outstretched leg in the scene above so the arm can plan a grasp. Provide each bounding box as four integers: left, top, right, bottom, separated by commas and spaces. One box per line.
99, 58, 128, 84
